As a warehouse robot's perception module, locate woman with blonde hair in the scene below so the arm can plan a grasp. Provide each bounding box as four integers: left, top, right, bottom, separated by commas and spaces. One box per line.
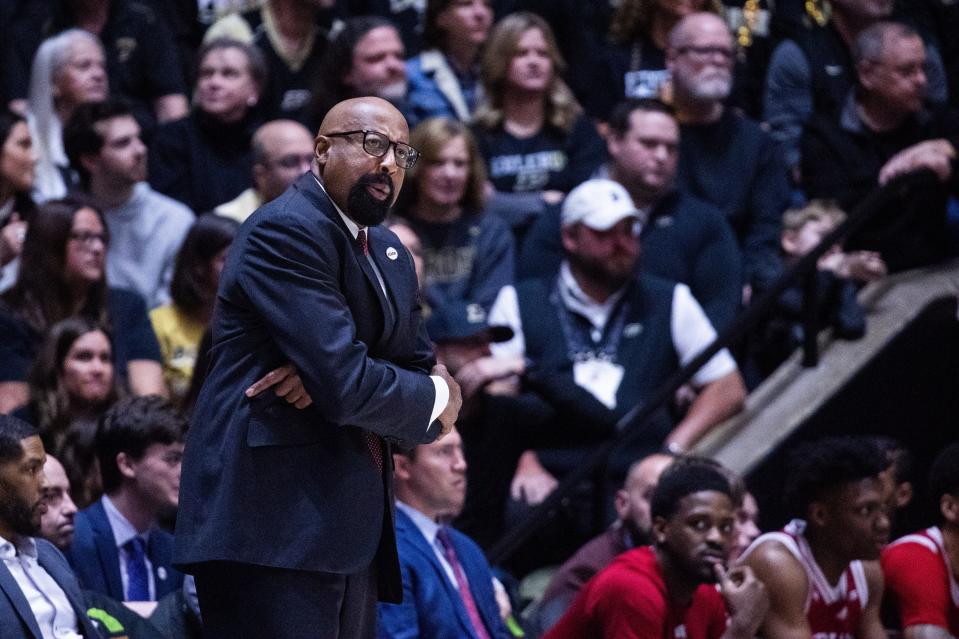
472, 12, 605, 238
592, 0, 723, 119
395, 116, 514, 320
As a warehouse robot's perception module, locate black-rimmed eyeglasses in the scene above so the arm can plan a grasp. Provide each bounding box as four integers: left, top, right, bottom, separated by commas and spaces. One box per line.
324, 129, 420, 169
675, 45, 735, 63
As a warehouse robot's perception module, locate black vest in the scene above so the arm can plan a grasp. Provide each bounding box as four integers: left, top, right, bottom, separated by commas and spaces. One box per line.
517, 273, 679, 435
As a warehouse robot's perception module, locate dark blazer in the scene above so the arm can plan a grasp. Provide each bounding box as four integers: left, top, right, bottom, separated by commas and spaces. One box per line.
378, 508, 511, 639
66, 499, 182, 601
174, 172, 439, 601
0, 538, 103, 639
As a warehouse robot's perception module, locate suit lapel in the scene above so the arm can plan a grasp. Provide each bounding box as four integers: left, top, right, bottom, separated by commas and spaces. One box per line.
89, 502, 124, 600
368, 227, 411, 340
147, 534, 168, 598
0, 561, 43, 639
294, 173, 399, 342
37, 545, 100, 639
396, 511, 478, 638
446, 531, 497, 636
353, 239, 396, 337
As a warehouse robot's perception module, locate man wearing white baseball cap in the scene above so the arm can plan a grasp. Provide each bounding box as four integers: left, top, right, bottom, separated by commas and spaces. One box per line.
483, 177, 746, 504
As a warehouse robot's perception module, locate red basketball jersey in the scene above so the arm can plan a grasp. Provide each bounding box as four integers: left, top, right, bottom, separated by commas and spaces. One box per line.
741, 519, 868, 639
882, 526, 959, 635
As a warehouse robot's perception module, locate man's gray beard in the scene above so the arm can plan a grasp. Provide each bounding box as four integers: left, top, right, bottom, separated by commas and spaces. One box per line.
683, 75, 732, 101
376, 80, 409, 103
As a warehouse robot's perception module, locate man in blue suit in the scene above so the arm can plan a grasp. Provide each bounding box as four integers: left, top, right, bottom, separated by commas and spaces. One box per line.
381, 426, 511, 639
0, 415, 103, 639
174, 96, 462, 639
67, 396, 185, 602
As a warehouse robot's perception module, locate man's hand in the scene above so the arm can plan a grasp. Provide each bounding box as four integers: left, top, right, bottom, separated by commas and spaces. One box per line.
841, 251, 887, 282
510, 451, 558, 505
717, 564, 769, 639
245, 364, 313, 409
542, 190, 565, 205
432, 364, 461, 441
878, 139, 956, 185
455, 355, 524, 400
492, 577, 513, 622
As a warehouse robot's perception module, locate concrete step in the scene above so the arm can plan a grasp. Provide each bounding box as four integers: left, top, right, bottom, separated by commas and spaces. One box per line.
695, 258, 959, 475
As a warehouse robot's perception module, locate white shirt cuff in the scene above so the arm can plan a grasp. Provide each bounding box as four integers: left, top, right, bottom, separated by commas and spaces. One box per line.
429, 375, 450, 431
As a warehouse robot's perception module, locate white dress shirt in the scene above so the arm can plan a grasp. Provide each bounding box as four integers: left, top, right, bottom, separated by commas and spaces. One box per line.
0, 534, 82, 639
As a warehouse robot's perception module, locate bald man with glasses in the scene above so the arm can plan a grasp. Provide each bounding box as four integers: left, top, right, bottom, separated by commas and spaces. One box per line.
215, 119, 317, 223
174, 97, 462, 639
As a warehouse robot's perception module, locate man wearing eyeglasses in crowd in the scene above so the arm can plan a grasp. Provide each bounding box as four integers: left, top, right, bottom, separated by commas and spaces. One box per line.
174, 96, 462, 639
214, 119, 317, 223
667, 12, 790, 303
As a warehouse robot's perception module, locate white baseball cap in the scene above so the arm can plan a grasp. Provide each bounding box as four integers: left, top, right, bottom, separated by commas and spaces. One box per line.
561, 179, 641, 232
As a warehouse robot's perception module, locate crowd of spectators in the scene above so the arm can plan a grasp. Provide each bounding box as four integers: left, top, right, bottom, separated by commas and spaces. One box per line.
1, 0, 959, 637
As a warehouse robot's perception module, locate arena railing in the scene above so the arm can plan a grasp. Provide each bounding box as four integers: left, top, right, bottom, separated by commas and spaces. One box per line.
488, 170, 940, 564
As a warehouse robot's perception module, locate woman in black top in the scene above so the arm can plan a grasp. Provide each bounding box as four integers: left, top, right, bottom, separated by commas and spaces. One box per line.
149, 38, 266, 214
472, 12, 606, 238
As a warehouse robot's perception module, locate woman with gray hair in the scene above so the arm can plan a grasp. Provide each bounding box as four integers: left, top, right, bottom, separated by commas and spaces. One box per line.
26, 29, 108, 202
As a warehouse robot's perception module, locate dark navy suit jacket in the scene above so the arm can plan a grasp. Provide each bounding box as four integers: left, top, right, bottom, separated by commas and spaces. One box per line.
0, 538, 103, 639
174, 172, 439, 602
378, 508, 511, 639
66, 499, 182, 601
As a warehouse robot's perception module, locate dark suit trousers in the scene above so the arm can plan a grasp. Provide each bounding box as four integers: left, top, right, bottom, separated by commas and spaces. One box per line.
194, 561, 378, 639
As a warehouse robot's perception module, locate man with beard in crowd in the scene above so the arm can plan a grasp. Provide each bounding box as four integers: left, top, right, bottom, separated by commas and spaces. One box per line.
667, 12, 790, 299
64, 98, 193, 309
174, 96, 462, 639
0, 415, 102, 638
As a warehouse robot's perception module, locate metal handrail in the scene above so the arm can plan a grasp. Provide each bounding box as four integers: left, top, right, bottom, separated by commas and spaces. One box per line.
488, 170, 939, 563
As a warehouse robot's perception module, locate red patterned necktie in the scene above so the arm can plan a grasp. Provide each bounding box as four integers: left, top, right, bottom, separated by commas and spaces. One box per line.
436, 527, 492, 639
356, 228, 382, 469
357, 228, 369, 256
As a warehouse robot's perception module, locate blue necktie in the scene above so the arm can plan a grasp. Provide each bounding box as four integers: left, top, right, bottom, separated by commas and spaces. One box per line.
124, 537, 150, 601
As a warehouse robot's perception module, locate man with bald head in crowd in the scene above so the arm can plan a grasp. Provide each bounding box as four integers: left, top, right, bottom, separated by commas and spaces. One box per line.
174, 97, 463, 638
214, 119, 317, 222
534, 453, 675, 633
38, 455, 77, 552
667, 12, 790, 298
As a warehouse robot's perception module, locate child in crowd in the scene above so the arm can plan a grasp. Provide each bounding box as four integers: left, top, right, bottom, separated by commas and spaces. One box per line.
755, 200, 887, 376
